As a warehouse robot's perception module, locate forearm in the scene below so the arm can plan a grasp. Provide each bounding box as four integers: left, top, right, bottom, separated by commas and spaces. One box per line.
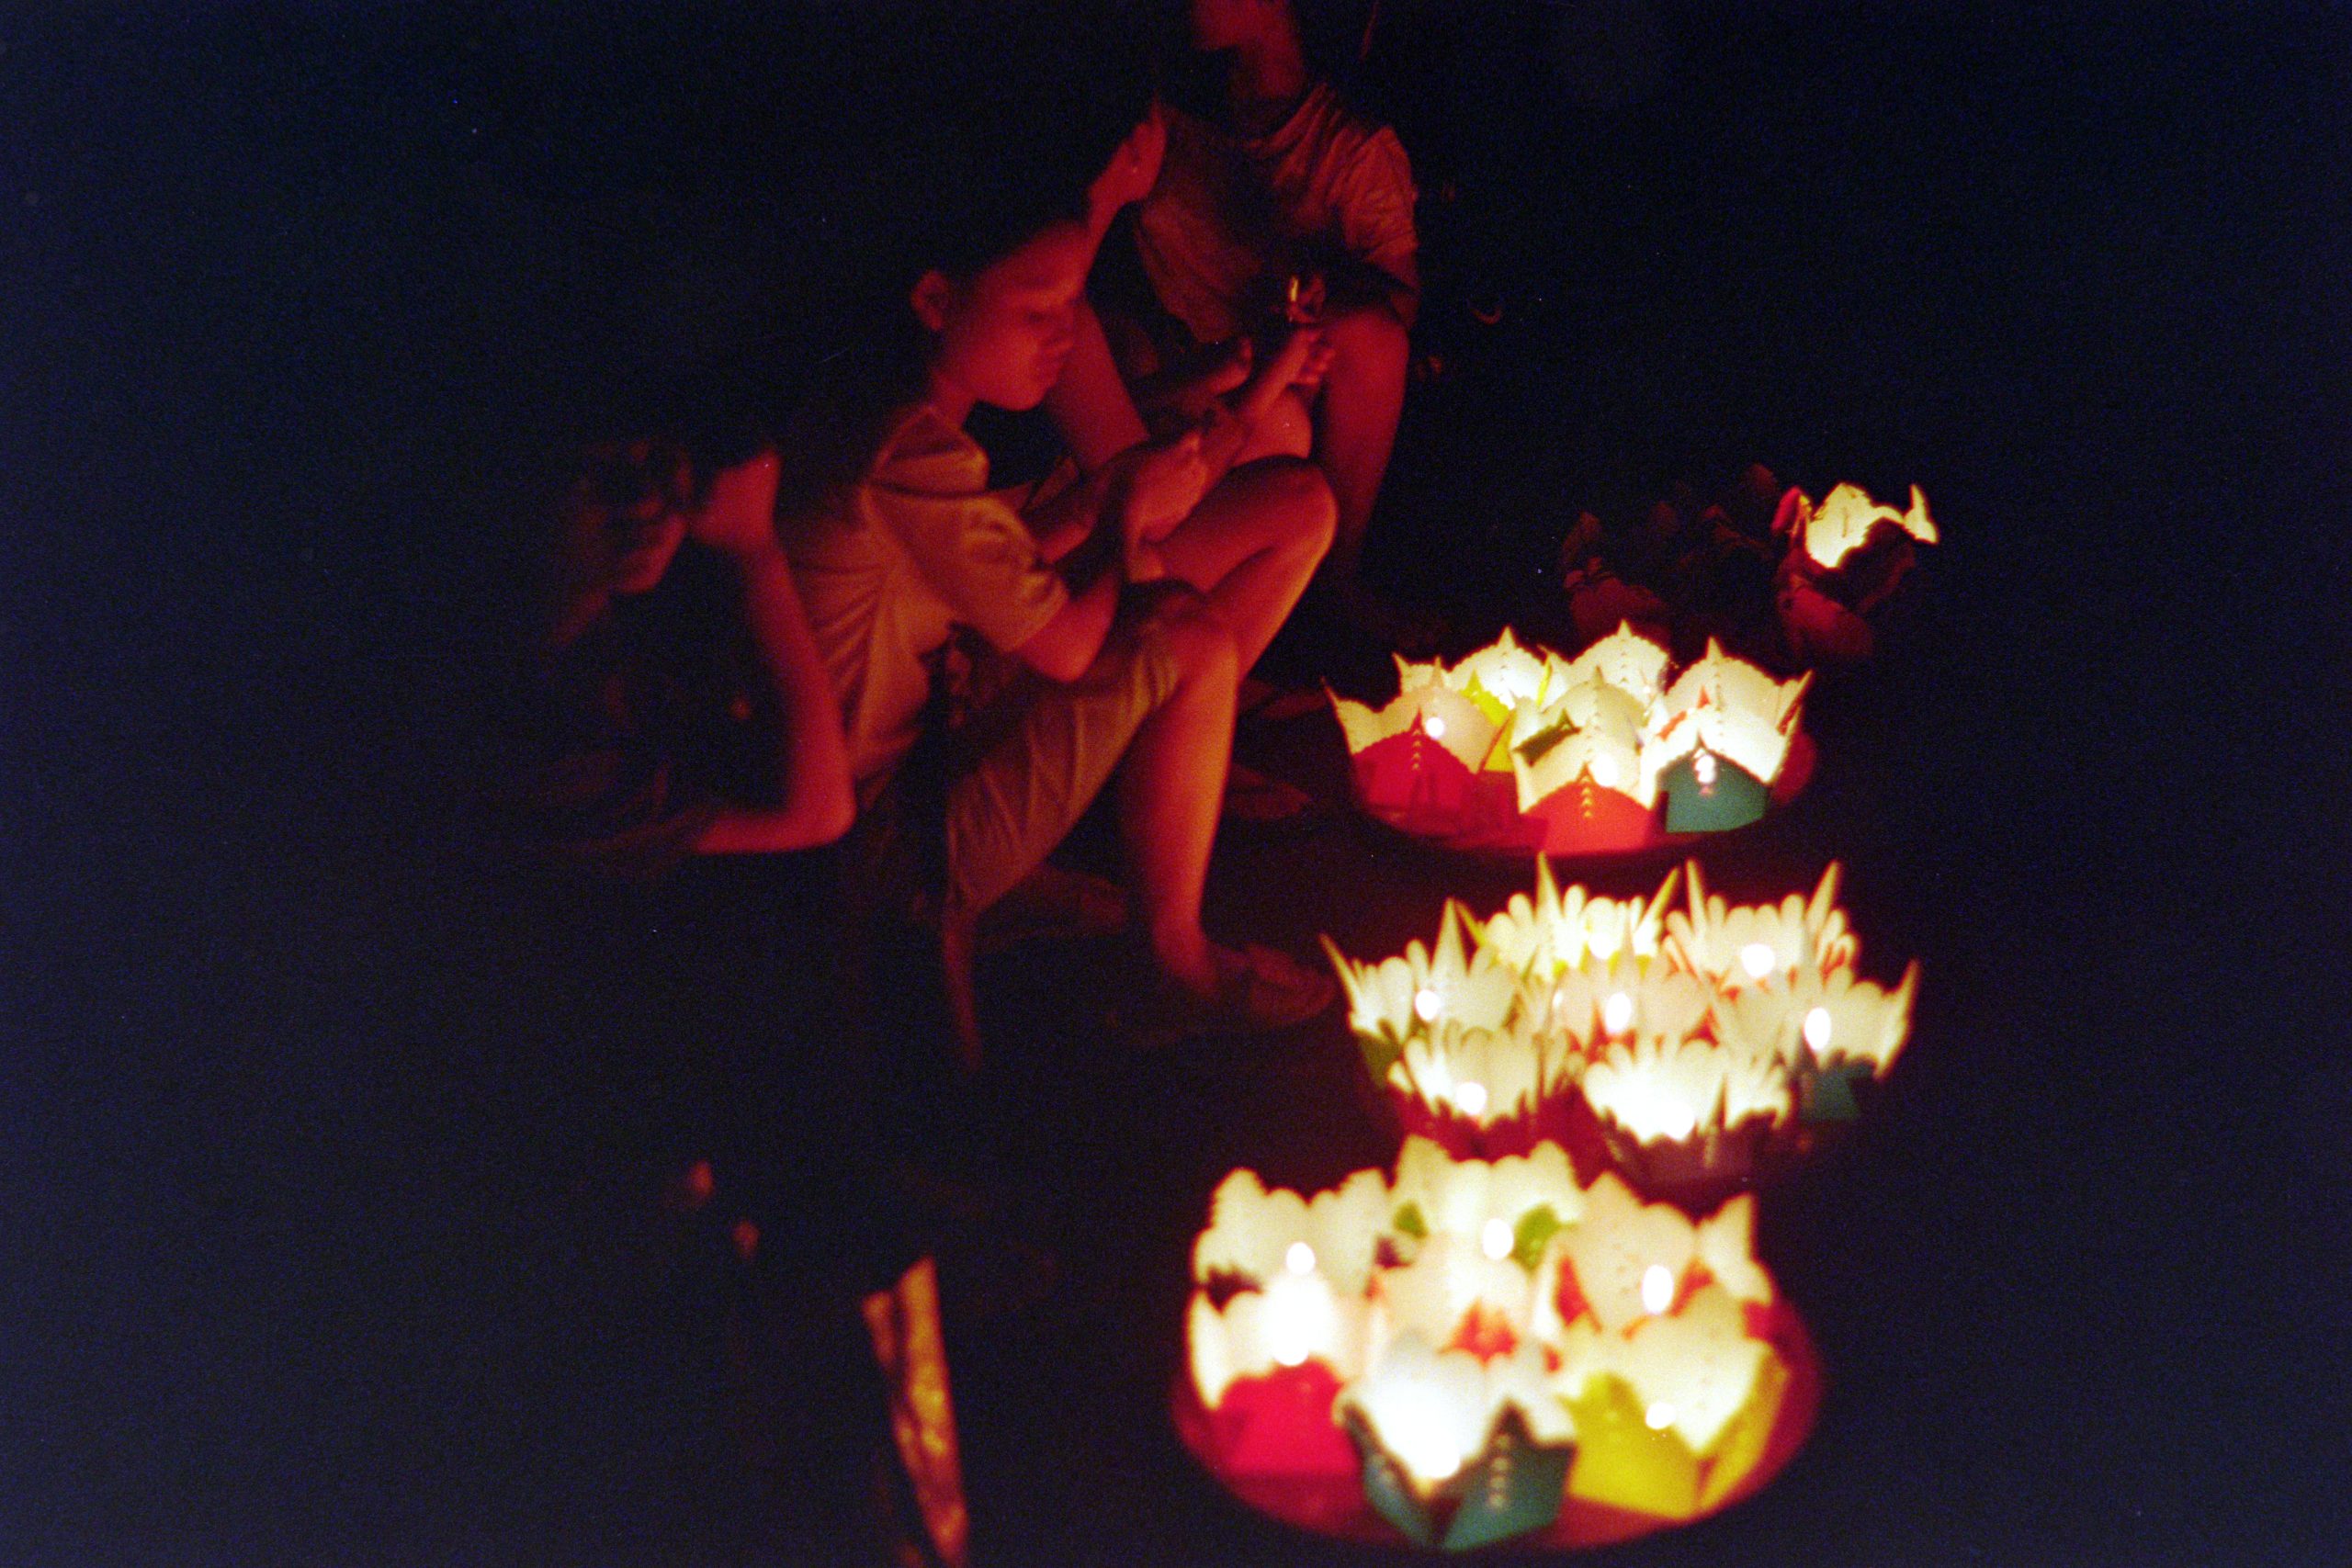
1023, 462, 1119, 564
726, 543, 856, 846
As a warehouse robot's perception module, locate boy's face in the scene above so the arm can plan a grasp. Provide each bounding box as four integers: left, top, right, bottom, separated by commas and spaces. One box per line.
571, 439, 693, 596
925, 221, 1091, 412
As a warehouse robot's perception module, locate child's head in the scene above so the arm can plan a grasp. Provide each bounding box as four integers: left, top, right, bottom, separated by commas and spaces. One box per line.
909, 220, 1093, 414
1186, 0, 1295, 53
560, 436, 700, 598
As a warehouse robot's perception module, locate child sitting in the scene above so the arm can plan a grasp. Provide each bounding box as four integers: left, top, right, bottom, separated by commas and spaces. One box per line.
1111, 0, 1421, 637
780, 158, 1339, 1050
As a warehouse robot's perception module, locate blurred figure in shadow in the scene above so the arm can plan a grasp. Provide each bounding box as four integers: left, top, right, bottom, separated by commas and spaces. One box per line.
1071, 0, 1425, 648
504, 409, 978, 1564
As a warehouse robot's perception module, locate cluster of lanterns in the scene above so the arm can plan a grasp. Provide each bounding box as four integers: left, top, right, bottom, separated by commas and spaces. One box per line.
1323, 862, 1917, 1199
1557, 476, 1938, 671
1179, 479, 1937, 1551
1330, 626, 1814, 854
1178, 1139, 1815, 1548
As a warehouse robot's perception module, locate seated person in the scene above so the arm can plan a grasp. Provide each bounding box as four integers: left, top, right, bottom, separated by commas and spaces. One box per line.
779, 168, 1339, 1050
520, 429, 855, 871
1084, 0, 1419, 632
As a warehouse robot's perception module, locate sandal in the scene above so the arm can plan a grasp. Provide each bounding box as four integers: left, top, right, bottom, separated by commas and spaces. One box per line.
1202, 942, 1340, 1032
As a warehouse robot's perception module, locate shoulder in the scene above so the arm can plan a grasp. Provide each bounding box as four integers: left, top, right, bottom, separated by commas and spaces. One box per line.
870, 402, 989, 499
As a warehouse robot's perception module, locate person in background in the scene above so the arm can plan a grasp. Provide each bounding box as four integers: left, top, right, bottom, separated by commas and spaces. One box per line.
1107, 0, 1421, 642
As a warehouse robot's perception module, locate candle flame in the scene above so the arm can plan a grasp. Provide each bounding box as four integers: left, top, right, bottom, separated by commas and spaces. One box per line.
1480, 1217, 1513, 1261
1454, 1080, 1489, 1117
1693, 748, 1717, 786
1423, 713, 1446, 740
1641, 1264, 1675, 1315
1414, 987, 1442, 1022
1804, 1006, 1833, 1054
1645, 1400, 1677, 1431
1740, 943, 1775, 979
1603, 990, 1634, 1034
1591, 753, 1619, 789
1286, 1241, 1317, 1276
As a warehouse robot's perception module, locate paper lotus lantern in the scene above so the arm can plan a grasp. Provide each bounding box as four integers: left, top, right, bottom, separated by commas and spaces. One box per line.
1324, 862, 1917, 1203
1175, 1140, 1817, 1551
1773, 481, 1939, 667
1330, 626, 1813, 856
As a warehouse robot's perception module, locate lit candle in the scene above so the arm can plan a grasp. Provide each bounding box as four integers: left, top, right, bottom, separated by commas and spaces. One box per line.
1640, 1264, 1675, 1315
1603, 990, 1634, 1034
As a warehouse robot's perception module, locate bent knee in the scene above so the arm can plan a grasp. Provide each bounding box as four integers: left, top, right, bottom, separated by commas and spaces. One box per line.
1133, 585, 1239, 687
1329, 304, 1410, 369
1251, 456, 1339, 562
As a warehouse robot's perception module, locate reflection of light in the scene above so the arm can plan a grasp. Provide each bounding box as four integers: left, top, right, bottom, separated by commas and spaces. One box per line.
1602, 991, 1634, 1034
1645, 1401, 1676, 1431
1481, 1217, 1513, 1261
1591, 754, 1619, 789
1740, 943, 1775, 979
1804, 1006, 1833, 1054
1641, 1264, 1675, 1315
1414, 988, 1442, 1022
1454, 1080, 1489, 1117
1285, 1241, 1316, 1276
1693, 749, 1717, 786
1423, 714, 1447, 740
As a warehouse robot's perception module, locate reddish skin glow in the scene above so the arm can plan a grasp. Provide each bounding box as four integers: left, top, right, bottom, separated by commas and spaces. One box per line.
911, 222, 1094, 423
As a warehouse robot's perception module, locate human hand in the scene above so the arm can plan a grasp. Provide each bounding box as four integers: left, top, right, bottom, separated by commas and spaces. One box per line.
1261, 322, 1331, 393
1087, 102, 1168, 224
687, 448, 784, 558
1115, 428, 1208, 546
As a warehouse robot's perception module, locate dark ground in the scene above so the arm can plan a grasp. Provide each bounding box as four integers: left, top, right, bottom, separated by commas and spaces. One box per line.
6, 2, 2351, 1563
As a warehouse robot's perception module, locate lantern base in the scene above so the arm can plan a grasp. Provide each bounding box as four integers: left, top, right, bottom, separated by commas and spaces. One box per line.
1172, 1304, 1820, 1552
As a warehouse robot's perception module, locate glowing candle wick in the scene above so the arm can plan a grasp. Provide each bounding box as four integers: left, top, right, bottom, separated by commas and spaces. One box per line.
1480, 1217, 1512, 1261
1641, 1263, 1675, 1315
1285, 1241, 1316, 1276
1591, 754, 1619, 789
1423, 713, 1446, 740
1454, 1080, 1489, 1117
1645, 1401, 1677, 1431
1414, 987, 1442, 1023
1602, 990, 1634, 1034
1740, 942, 1775, 979
1804, 1006, 1834, 1054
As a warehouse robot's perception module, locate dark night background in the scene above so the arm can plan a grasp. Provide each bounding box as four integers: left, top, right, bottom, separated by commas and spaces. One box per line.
5, 1, 2350, 1563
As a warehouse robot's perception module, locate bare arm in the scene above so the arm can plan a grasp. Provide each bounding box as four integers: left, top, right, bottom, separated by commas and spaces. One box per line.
685, 454, 856, 852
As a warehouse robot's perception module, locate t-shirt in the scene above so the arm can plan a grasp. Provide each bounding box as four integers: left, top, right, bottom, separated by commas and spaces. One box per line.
503, 556, 775, 879
1134, 79, 1419, 345
782, 401, 1069, 795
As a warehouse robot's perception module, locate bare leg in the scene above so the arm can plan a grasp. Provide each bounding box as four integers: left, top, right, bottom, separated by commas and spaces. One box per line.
1041, 298, 1151, 473
1152, 456, 1337, 669
1115, 591, 1239, 995
1310, 304, 1410, 578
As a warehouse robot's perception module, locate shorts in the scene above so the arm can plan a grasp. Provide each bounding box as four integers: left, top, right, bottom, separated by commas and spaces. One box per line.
940, 599, 1189, 919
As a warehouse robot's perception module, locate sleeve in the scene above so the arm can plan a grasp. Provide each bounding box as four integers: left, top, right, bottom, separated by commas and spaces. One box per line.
865, 428, 1070, 654
1329, 126, 1420, 301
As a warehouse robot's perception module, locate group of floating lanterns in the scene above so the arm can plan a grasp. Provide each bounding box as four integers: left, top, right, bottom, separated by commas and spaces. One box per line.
1177, 481, 1934, 1551
1324, 862, 1917, 1199
1177, 1139, 1815, 1547
1330, 626, 1815, 855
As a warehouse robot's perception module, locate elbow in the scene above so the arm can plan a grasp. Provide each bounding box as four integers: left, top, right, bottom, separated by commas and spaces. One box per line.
805, 784, 857, 848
